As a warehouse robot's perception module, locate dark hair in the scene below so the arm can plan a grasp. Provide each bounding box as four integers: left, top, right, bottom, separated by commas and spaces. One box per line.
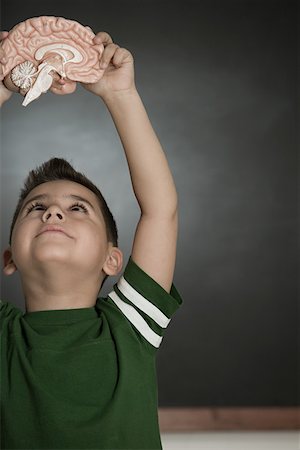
9, 158, 118, 247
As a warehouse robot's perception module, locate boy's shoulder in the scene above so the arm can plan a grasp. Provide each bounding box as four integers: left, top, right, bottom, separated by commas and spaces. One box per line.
0, 300, 23, 334
0, 300, 23, 317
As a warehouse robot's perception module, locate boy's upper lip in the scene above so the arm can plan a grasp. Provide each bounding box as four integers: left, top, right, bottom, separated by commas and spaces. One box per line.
36, 225, 73, 238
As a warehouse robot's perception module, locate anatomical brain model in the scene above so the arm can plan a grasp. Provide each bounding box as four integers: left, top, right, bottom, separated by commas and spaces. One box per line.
1, 16, 104, 106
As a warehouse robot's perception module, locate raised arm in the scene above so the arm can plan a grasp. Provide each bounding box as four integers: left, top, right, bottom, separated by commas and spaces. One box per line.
82, 33, 178, 292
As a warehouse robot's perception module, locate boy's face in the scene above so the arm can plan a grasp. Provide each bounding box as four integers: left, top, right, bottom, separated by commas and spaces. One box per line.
5, 180, 112, 280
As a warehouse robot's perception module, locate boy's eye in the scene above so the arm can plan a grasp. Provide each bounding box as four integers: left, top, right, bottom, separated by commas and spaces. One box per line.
26, 202, 45, 213
25, 202, 89, 214
71, 203, 88, 213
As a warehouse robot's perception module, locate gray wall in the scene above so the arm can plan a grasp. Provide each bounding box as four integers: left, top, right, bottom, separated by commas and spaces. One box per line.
0, 0, 298, 407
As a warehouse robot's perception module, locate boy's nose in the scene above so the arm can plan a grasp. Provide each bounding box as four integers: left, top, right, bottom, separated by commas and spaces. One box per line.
42, 206, 65, 222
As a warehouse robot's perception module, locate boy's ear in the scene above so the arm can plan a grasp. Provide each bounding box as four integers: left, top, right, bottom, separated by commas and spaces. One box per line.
3, 248, 18, 276
103, 247, 123, 277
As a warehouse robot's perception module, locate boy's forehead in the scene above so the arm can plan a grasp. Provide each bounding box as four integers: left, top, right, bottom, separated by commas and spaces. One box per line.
23, 180, 99, 208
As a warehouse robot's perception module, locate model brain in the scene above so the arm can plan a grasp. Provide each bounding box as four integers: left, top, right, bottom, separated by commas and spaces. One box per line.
1, 16, 104, 106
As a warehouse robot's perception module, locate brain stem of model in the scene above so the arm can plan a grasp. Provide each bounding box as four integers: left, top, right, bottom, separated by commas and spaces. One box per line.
1, 16, 104, 106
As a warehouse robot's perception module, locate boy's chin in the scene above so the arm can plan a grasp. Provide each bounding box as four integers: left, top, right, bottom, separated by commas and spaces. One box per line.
30, 258, 88, 278
30, 246, 73, 265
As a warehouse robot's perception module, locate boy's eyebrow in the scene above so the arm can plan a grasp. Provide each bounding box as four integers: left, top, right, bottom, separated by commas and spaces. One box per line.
21, 193, 96, 212
68, 195, 96, 211
20, 194, 48, 213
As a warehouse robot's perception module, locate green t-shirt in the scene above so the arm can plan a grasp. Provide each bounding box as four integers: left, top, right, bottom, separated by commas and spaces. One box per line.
1, 257, 182, 450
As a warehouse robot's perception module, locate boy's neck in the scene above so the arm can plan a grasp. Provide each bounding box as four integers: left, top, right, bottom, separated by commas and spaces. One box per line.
21, 267, 102, 313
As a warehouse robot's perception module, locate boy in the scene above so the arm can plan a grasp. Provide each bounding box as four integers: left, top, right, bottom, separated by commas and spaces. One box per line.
0, 30, 182, 449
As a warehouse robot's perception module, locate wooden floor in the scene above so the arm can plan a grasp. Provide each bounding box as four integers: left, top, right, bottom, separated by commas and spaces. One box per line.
161, 431, 300, 450
158, 407, 300, 431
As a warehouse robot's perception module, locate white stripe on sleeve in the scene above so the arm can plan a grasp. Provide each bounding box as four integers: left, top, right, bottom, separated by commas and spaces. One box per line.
117, 277, 171, 328
108, 291, 163, 348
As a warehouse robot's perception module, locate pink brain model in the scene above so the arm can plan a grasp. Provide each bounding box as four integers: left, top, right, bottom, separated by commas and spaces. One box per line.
1, 16, 104, 106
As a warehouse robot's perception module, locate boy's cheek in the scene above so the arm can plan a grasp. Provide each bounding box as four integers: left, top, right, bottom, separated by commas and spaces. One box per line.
11, 226, 32, 258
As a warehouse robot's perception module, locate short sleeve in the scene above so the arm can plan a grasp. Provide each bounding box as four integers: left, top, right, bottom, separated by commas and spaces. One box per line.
108, 257, 182, 350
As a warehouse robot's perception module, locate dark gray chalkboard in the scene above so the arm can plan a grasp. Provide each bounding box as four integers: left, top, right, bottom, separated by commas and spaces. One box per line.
1, 0, 298, 407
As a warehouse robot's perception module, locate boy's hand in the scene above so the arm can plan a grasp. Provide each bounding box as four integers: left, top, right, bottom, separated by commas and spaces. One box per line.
81, 32, 135, 100
0, 32, 13, 106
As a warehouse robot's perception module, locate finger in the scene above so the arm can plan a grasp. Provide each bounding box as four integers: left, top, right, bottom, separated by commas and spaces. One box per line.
93, 31, 113, 47
50, 80, 77, 95
2, 74, 19, 92
111, 47, 133, 68
99, 43, 120, 69
0, 31, 9, 40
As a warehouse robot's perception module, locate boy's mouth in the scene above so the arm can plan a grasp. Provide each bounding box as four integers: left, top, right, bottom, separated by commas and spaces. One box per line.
36, 225, 73, 238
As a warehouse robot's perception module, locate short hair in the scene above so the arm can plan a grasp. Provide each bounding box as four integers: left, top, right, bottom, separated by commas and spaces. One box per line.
9, 158, 118, 247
